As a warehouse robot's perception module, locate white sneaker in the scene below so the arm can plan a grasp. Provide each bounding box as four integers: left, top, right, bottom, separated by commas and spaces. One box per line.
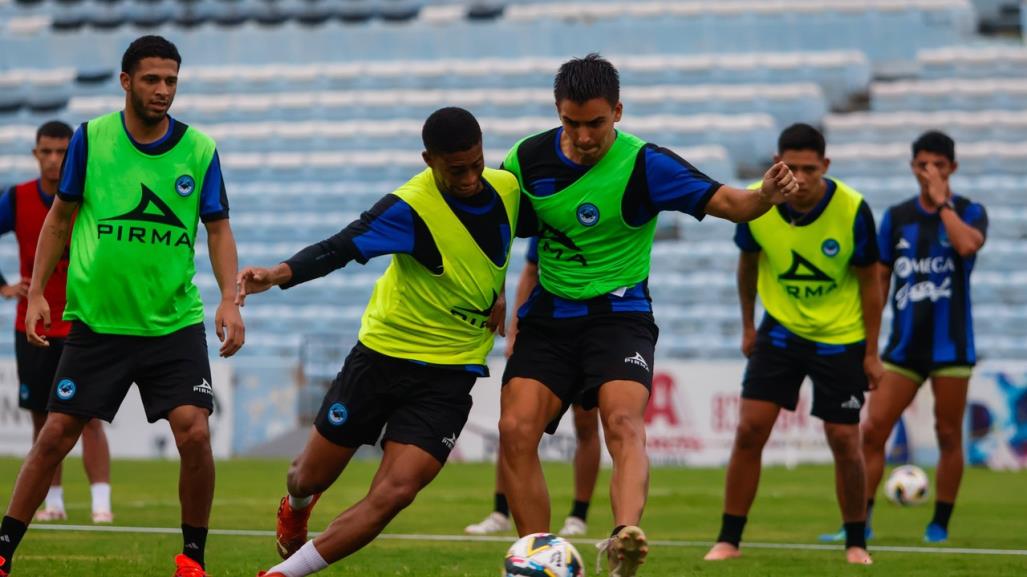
596, 526, 648, 577
91, 511, 114, 524
33, 507, 67, 522
464, 512, 511, 535
559, 516, 587, 536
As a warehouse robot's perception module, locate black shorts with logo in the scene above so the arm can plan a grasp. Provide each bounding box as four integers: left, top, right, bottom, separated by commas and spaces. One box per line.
15, 330, 65, 412
502, 312, 658, 431
742, 316, 867, 424
47, 322, 214, 423
313, 342, 478, 464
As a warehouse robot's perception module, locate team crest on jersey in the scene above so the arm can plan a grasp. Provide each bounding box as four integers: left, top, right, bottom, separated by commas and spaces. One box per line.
821, 238, 840, 257
56, 379, 76, 401
576, 203, 600, 227
327, 402, 349, 426
175, 175, 195, 197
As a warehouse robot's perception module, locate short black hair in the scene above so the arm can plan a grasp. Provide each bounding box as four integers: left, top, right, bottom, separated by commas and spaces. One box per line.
778, 123, 826, 157
554, 53, 620, 106
122, 35, 181, 75
36, 120, 73, 143
912, 130, 955, 163
422, 107, 482, 155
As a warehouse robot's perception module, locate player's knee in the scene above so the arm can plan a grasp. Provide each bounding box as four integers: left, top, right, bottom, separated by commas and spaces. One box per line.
498, 414, 541, 450
734, 420, 771, 452
603, 411, 645, 445
370, 479, 420, 512
935, 422, 963, 452
174, 423, 210, 454
825, 426, 861, 458
861, 418, 887, 448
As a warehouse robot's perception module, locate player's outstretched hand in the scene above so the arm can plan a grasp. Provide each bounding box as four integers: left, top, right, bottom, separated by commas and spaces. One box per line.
215, 298, 245, 358
235, 266, 276, 307
488, 291, 507, 337
759, 162, 798, 204
863, 354, 884, 391
25, 292, 52, 347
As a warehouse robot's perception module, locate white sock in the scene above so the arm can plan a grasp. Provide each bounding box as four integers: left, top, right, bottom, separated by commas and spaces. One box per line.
289, 494, 314, 511
265, 540, 328, 577
45, 486, 64, 511
91, 483, 112, 514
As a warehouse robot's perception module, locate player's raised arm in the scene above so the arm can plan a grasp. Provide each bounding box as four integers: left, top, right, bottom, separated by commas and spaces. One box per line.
705, 162, 798, 223
25, 196, 77, 346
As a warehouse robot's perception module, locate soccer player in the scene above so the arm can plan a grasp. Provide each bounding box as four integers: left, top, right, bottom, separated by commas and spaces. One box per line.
861, 131, 986, 543
703, 124, 881, 565
0, 121, 113, 525
466, 239, 601, 538
240, 108, 522, 577
0, 35, 243, 577
498, 53, 796, 577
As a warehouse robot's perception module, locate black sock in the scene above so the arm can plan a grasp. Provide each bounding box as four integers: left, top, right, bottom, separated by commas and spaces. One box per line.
866, 499, 875, 523
0, 516, 28, 572
931, 501, 955, 530
182, 524, 208, 568
611, 524, 626, 538
494, 493, 509, 517
570, 500, 590, 522
844, 521, 867, 549
716, 514, 747, 547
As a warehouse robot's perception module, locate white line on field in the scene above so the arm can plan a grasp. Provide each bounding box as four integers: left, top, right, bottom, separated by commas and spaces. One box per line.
29, 525, 1027, 557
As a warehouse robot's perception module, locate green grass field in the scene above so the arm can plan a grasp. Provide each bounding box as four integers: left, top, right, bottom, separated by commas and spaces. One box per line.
1, 457, 1024, 576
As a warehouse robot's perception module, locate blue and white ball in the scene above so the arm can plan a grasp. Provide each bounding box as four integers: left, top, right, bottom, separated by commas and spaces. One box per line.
504, 533, 584, 577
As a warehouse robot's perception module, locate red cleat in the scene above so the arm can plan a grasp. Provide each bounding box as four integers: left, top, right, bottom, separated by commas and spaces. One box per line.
173, 554, 207, 577
276, 493, 320, 559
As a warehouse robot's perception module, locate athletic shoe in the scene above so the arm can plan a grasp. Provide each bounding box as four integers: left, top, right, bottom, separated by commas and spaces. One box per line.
924, 522, 948, 543
817, 525, 873, 542
276, 494, 320, 559
33, 507, 67, 522
596, 526, 647, 577
464, 512, 511, 535
173, 554, 206, 577
92, 511, 114, 524
558, 516, 587, 537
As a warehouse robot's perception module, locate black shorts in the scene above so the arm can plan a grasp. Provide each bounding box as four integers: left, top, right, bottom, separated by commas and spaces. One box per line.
502, 312, 658, 430
15, 330, 65, 412
313, 342, 477, 464
47, 322, 214, 423
742, 316, 868, 424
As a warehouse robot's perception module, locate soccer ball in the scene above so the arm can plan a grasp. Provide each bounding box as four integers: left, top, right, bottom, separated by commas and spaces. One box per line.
504, 533, 585, 577
884, 464, 930, 506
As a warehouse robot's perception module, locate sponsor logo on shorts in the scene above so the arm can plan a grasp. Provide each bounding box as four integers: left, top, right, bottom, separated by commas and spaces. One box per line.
55, 379, 76, 401
19, 383, 29, 401
841, 395, 862, 410
624, 352, 650, 373
821, 238, 840, 257
175, 175, 195, 197
441, 433, 457, 449
327, 402, 348, 426
576, 203, 600, 227
193, 378, 213, 396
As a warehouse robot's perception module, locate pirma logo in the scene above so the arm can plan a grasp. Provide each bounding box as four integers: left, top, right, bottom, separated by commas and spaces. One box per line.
822, 238, 840, 257
19, 383, 29, 401
576, 203, 600, 227
327, 402, 348, 426
175, 175, 195, 197
56, 379, 77, 401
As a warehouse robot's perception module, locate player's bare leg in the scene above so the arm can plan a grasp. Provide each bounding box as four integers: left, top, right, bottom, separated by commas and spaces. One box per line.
277, 428, 358, 558
169, 405, 214, 571
80, 418, 113, 522
559, 406, 600, 536
7, 412, 86, 522
862, 371, 919, 498
498, 377, 563, 535
596, 381, 650, 576
824, 422, 871, 565
705, 399, 779, 560
926, 376, 969, 542
29, 411, 67, 521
